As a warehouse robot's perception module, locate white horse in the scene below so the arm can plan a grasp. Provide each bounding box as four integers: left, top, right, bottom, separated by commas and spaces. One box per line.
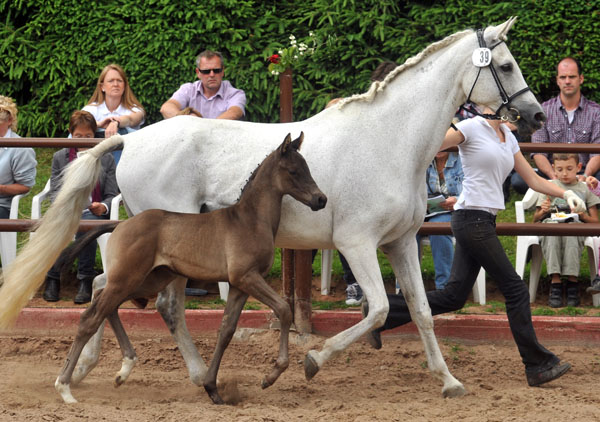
0, 18, 544, 400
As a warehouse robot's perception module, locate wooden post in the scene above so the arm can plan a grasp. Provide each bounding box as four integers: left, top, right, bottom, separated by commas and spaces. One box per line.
278, 68, 313, 333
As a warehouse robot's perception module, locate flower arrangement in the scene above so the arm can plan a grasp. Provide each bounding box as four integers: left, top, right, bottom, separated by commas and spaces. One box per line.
267, 32, 317, 76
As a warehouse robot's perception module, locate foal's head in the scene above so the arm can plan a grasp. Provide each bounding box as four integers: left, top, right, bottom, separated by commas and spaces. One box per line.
271, 132, 327, 211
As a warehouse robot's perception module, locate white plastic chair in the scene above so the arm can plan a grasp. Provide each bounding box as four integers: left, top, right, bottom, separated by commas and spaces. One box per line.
320, 243, 486, 304
30, 178, 122, 269
515, 188, 599, 306
0, 191, 30, 268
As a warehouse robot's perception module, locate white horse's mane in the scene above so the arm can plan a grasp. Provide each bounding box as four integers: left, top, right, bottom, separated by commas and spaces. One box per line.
337, 29, 473, 108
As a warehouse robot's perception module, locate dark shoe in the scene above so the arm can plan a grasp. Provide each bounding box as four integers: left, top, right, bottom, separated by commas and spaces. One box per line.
548, 283, 564, 308
345, 282, 364, 306
74, 277, 94, 304
566, 282, 580, 307
526, 361, 571, 387
361, 301, 382, 350
42, 276, 60, 302
586, 276, 600, 294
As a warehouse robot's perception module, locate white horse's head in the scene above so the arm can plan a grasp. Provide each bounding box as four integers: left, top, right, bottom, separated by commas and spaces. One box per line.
462, 17, 545, 136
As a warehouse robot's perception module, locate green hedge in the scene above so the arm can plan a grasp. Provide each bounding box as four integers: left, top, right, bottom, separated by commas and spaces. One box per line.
1, 0, 599, 137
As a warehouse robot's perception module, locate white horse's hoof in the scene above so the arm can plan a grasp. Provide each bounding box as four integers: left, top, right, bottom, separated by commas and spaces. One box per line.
442, 382, 467, 398
55, 379, 78, 404
304, 350, 321, 381
114, 356, 137, 387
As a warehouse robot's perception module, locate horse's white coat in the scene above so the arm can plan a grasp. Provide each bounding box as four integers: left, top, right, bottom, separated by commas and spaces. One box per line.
1, 18, 543, 398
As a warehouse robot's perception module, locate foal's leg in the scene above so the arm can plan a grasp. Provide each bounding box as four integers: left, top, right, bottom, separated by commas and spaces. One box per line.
235, 272, 293, 389
106, 310, 137, 387
72, 273, 107, 385
204, 285, 249, 405
55, 290, 122, 404
156, 277, 208, 386
383, 237, 466, 398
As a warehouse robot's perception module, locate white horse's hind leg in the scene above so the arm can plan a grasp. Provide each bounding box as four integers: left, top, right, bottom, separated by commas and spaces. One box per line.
156, 278, 208, 386
72, 274, 107, 385
383, 238, 466, 398
304, 246, 388, 380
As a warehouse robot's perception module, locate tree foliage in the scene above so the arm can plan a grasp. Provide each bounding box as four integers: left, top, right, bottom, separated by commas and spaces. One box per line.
1, 0, 598, 136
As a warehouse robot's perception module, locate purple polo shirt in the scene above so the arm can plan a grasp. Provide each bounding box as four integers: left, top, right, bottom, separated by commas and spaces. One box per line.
531, 95, 600, 166
171, 80, 246, 118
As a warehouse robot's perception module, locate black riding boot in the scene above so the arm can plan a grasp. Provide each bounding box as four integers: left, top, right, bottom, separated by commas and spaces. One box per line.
74, 277, 94, 304
42, 276, 60, 302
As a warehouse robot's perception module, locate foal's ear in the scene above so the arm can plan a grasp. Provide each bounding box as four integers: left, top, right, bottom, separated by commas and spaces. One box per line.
291, 131, 304, 151
280, 133, 293, 155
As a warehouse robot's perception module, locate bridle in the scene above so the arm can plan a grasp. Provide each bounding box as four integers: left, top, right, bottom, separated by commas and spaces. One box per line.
460, 28, 532, 123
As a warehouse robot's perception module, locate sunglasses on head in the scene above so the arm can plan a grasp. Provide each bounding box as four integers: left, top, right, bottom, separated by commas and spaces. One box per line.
197, 68, 223, 75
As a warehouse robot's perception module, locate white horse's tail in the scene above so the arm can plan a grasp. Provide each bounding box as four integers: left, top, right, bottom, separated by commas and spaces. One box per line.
0, 135, 125, 328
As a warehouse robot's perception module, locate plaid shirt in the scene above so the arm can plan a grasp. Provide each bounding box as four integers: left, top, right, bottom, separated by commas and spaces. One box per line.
531, 95, 600, 167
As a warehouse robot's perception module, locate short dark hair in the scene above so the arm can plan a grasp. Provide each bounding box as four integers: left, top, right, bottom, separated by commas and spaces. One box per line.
69, 110, 97, 134
196, 50, 224, 68
557, 57, 582, 75
552, 152, 579, 164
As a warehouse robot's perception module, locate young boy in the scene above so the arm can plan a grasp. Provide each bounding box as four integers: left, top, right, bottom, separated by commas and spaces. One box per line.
533, 153, 600, 307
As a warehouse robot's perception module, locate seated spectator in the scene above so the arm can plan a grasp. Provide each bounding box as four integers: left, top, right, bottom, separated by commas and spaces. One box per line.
83, 64, 145, 164
160, 50, 246, 120
42, 110, 119, 304
585, 176, 600, 295
533, 153, 600, 307
419, 149, 463, 290
0, 95, 36, 219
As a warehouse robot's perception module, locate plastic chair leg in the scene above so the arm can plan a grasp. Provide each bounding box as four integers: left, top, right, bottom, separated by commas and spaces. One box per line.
321, 249, 333, 295
528, 247, 543, 303
472, 269, 486, 304
218, 282, 229, 301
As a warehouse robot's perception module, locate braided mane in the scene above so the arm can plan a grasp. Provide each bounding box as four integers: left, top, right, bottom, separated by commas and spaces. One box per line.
337, 29, 473, 109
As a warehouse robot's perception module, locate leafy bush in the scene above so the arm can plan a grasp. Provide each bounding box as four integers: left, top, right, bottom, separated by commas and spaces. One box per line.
1, 0, 599, 137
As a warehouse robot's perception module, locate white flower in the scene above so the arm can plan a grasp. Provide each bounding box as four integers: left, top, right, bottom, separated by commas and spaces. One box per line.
289, 34, 296, 40
278, 50, 283, 55
271, 70, 279, 75
294, 55, 298, 59
299, 43, 307, 51
309, 31, 314, 37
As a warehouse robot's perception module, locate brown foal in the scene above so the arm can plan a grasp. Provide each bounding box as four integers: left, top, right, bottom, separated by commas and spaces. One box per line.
54, 132, 327, 404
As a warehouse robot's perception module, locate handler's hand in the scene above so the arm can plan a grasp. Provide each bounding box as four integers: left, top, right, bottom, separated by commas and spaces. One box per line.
563, 190, 586, 214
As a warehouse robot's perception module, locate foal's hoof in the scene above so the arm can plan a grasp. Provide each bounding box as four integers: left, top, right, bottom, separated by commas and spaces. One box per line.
442, 383, 467, 398
261, 378, 272, 389
204, 386, 224, 405
304, 351, 320, 381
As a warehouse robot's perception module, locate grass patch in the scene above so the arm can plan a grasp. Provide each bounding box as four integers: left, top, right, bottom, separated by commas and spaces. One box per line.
531, 307, 557, 316
243, 302, 261, 310
557, 306, 586, 316
484, 301, 506, 313
311, 300, 351, 310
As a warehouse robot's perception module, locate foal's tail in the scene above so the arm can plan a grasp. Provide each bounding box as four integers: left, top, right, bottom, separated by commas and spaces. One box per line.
56, 223, 119, 282
0, 135, 125, 328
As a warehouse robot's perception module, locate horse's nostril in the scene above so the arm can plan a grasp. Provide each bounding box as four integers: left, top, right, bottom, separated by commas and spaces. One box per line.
535, 112, 546, 123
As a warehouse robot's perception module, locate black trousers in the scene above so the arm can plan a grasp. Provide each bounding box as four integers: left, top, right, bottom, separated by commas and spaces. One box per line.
383, 209, 559, 372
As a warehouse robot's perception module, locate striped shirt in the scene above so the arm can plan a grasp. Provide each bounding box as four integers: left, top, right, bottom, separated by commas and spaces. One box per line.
531, 95, 600, 167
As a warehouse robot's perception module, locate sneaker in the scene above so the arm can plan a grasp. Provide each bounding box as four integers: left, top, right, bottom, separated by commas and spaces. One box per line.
526, 361, 571, 387
361, 301, 382, 350
345, 282, 364, 306
586, 276, 600, 294
548, 283, 564, 308
566, 283, 580, 307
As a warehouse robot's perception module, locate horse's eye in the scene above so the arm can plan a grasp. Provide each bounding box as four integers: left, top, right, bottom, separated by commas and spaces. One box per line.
500, 63, 513, 72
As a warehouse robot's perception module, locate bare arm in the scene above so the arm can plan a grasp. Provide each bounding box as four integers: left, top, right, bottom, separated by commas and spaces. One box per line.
114, 110, 145, 129
585, 156, 600, 177
216, 106, 244, 120
514, 151, 566, 198
0, 183, 30, 196
439, 126, 465, 152
532, 154, 556, 179
160, 99, 183, 119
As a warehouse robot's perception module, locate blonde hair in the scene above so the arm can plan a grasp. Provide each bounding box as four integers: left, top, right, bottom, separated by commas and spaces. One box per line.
87, 64, 145, 114
0, 95, 18, 132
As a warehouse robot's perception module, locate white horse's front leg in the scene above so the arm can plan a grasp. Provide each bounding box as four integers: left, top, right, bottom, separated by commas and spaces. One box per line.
385, 238, 466, 398
304, 246, 388, 380
72, 274, 107, 385
156, 279, 208, 386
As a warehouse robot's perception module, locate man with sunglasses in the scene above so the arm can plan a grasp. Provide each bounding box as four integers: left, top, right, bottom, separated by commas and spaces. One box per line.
160, 50, 246, 120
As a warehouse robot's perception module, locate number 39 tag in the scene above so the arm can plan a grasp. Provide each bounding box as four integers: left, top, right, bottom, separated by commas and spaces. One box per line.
472, 48, 492, 67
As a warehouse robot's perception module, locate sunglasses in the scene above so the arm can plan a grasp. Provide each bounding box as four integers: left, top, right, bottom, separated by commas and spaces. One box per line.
197, 68, 223, 75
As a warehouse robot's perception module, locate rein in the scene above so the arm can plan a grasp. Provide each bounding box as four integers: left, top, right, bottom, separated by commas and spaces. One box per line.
460, 27, 531, 124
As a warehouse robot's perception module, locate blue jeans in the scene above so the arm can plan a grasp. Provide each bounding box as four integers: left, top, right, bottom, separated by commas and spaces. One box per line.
417, 212, 453, 289
383, 209, 559, 372
47, 211, 109, 281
